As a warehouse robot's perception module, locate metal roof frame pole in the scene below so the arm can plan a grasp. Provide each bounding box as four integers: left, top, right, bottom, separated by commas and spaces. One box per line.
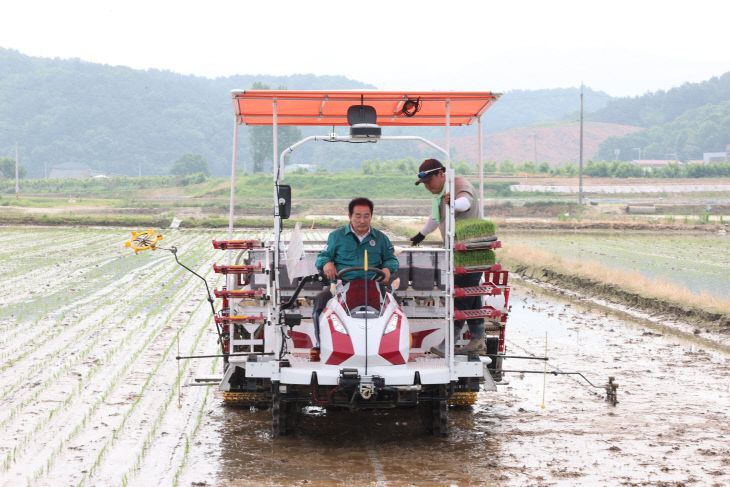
478, 117, 484, 219
227, 118, 239, 267
272, 99, 283, 361
445, 99, 455, 377
280, 136, 448, 168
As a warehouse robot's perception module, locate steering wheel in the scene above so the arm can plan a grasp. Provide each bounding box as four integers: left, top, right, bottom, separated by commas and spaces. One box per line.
337, 266, 386, 282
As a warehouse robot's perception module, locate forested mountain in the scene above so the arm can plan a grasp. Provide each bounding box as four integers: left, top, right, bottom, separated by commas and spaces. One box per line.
596, 101, 730, 161
589, 72, 730, 127
0, 47, 612, 177
590, 72, 730, 160
0, 48, 373, 178
486, 87, 611, 133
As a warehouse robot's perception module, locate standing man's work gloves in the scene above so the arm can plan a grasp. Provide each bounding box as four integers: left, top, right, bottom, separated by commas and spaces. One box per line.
410, 232, 425, 246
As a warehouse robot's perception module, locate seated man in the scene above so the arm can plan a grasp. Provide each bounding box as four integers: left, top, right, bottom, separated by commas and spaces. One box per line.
311, 197, 398, 351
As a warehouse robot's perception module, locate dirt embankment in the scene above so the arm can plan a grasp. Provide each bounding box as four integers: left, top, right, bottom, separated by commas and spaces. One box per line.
509, 263, 730, 331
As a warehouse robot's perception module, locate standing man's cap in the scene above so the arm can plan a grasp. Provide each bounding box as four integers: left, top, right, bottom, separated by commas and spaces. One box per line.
415, 159, 445, 185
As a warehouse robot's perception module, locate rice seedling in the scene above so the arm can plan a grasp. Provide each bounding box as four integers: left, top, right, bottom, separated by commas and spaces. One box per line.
453, 219, 497, 242
454, 249, 496, 267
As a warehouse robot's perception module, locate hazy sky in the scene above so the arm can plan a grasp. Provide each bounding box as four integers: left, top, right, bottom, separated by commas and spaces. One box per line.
1, 0, 729, 97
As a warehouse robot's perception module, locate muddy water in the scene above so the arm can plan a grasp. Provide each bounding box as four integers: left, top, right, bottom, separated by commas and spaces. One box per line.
181, 285, 730, 487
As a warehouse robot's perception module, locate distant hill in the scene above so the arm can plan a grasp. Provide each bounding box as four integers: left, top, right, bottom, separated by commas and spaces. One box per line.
0, 47, 614, 177
0, 48, 373, 178
588, 72, 730, 127
444, 122, 642, 164
483, 87, 612, 134
596, 100, 730, 161
587, 72, 730, 160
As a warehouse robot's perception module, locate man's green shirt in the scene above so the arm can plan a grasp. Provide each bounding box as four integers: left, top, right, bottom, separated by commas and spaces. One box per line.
315, 225, 398, 280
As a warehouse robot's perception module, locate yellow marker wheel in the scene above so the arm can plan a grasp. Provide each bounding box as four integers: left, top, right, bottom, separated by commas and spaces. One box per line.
125, 228, 163, 254
223, 391, 270, 405
448, 391, 477, 406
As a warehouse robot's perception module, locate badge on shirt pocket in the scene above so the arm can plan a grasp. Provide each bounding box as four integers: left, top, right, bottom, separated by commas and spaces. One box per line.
369, 240, 375, 246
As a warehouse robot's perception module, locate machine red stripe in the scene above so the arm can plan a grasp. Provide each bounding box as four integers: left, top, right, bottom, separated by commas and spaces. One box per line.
291, 331, 313, 349
325, 317, 354, 365
410, 329, 438, 348
378, 315, 405, 365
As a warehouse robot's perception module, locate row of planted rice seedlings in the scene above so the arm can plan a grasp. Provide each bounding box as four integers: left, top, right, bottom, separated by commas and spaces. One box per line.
2, 275, 210, 477
20, 233, 219, 485
2, 228, 209, 342
0, 233, 209, 370
0, 228, 106, 285
0, 253, 165, 370
16, 266, 213, 483
110, 302, 216, 486
0, 227, 82, 259
171, 360, 217, 487
0, 230, 133, 328
1, 232, 216, 478
0, 235, 209, 425
1, 231, 211, 411
18, 234, 153, 306
0, 249, 164, 364
70, 242, 221, 486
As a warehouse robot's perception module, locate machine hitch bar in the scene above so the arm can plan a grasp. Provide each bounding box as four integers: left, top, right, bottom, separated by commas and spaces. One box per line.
175, 352, 274, 360
486, 354, 548, 361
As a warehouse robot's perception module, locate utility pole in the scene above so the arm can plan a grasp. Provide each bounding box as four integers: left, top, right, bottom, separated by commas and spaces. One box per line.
15, 143, 19, 199
478, 117, 484, 219
633, 147, 642, 162
578, 84, 584, 205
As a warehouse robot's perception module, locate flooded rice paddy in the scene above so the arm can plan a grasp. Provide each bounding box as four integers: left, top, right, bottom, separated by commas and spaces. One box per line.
503, 230, 730, 299
1, 227, 728, 486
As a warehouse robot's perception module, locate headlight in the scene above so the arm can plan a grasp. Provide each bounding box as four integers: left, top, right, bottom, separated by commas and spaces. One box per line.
330, 313, 348, 335
383, 313, 400, 335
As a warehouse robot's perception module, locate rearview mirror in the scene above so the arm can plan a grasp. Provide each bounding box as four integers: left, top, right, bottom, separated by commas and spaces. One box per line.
278, 184, 292, 219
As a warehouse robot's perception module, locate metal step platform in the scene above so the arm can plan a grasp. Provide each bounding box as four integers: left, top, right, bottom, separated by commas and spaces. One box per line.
214, 314, 266, 324
214, 289, 266, 299
212, 239, 264, 250
454, 306, 502, 321
213, 264, 265, 274
453, 284, 505, 297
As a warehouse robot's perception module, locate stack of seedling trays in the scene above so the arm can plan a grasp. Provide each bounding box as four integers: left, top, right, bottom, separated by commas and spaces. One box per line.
452, 219, 506, 321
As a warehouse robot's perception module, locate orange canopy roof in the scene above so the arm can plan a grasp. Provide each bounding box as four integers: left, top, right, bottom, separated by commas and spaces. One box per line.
232, 90, 500, 126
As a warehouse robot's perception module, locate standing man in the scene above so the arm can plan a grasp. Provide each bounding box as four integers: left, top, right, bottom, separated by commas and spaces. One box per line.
410, 158, 485, 356
311, 197, 398, 351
